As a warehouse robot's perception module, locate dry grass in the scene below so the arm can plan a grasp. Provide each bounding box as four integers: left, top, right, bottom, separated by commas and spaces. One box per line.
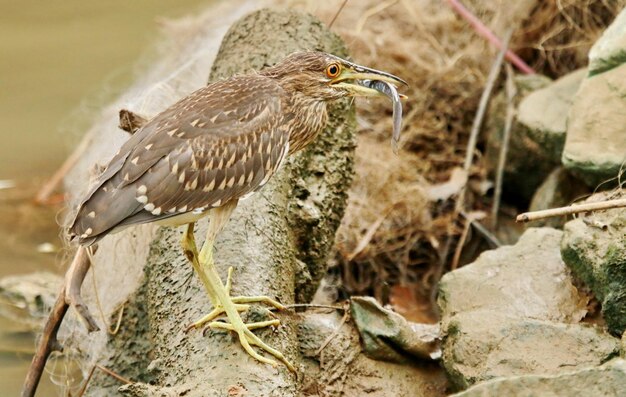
281, 0, 622, 308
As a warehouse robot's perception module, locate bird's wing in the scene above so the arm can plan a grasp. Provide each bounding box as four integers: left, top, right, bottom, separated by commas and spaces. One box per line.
70, 75, 290, 244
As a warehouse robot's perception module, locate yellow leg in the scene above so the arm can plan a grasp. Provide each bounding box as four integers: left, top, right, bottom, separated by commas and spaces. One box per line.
182, 203, 295, 373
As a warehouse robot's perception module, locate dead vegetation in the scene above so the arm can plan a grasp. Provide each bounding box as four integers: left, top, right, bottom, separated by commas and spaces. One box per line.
281, 0, 625, 318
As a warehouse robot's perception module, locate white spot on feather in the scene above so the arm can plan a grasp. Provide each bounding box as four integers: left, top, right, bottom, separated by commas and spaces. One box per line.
137, 185, 147, 194
145, 143, 153, 150
137, 195, 148, 204
178, 171, 185, 183
151, 207, 162, 215
144, 203, 155, 212
88, 211, 96, 218
131, 157, 139, 165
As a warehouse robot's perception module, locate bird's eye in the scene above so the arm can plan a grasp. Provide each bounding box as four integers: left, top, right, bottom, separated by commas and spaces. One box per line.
326, 63, 341, 78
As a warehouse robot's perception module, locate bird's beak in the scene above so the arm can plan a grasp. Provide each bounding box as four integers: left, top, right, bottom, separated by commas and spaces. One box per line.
330, 62, 407, 97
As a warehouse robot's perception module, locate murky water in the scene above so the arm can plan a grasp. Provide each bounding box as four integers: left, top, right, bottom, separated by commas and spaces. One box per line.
0, 1, 210, 394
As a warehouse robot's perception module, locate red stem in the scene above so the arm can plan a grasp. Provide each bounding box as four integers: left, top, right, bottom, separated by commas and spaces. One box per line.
445, 0, 535, 75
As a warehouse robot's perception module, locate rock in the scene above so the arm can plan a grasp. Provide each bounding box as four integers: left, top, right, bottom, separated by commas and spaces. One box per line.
528, 167, 589, 229
562, 64, 626, 186
439, 228, 587, 323
438, 228, 620, 389
443, 311, 619, 389
451, 358, 626, 397
350, 296, 440, 363
561, 200, 626, 335
299, 311, 448, 397
0, 272, 62, 332
517, 68, 587, 163
485, 74, 555, 204
589, 8, 626, 75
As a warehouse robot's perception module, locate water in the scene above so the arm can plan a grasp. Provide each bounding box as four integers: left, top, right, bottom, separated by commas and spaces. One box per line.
0, 1, 210, 394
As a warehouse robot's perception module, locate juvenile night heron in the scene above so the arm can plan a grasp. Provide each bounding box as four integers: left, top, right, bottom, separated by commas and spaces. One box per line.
68, 51, 405, 371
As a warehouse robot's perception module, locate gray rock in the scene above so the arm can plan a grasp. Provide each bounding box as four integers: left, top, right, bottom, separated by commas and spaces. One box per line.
452, 358, 626, 397
517, 68, 587, 163
439, 228, 620, 389
561, 200, 626, 335
589, 8, 626, 75
528, 167, 589, 229
0, 272, 62, 332
439, 228, 588, 324
562, 64, 626, 186
443, 311, 619, 389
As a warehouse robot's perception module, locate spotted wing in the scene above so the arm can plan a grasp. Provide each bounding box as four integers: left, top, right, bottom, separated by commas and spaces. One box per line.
69, 75, 289, 245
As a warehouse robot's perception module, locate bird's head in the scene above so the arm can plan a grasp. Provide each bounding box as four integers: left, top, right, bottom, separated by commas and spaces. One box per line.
263, 51, 407, 101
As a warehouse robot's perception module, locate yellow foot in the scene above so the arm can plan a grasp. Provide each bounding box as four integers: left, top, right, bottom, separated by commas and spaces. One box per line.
208, 320, 296, 373
185, 267, 286, 331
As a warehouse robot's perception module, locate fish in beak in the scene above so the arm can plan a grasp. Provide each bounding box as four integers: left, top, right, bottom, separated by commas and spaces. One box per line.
330, 61, 407, 154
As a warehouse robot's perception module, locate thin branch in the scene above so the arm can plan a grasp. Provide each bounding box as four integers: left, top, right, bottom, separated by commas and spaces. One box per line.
444, 0, 535, 74
516, 198, 626, 223
22, 246, 98, 397
35, 132, 91, 205
328, 0, 349, 28
491, 63, 517, 230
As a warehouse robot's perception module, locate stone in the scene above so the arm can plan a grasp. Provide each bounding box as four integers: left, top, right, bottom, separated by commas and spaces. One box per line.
0, 272, 62, 332
562, 65, 626, 186
528, 167, 589, 229
438, 228, 620, 389
443, 311, 619, 389
485, 74, 555, 203
350, 296, 440, 363
589, 8, 626, 75
561, 200, 626, 335
452, 358, 626, 397
517, 68, 587, 163
439, 228, 588, 323
299, 311, 448, 397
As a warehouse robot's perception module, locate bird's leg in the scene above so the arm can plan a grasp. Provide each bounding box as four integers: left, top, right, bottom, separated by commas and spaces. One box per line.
182, 223, 249, 330
186, 202, 295, 372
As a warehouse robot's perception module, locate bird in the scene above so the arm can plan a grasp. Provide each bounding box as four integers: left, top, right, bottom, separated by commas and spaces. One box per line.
67, 51, 406, 371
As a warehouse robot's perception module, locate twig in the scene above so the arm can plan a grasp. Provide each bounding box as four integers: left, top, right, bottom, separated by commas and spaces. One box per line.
355, 0, 399, 34
95, 364, 132, 385
516, 198, 626, 223
444, 0, 535, 74
22, 246, 99, 397
328, 0, 349, 28
491, 63, 517, 230
315, 307, 349, 356
118, 109, 148, 134
35, 132, 91, 205
280, 303, 344, 311
433, 32, 512, 310
462, 211, 500, 248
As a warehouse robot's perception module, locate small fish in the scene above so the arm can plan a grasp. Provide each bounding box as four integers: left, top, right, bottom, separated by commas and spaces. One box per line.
364, 80, 404, 154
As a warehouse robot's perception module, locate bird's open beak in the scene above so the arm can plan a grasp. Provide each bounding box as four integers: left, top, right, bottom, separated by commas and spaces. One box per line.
330, 62, 407, 97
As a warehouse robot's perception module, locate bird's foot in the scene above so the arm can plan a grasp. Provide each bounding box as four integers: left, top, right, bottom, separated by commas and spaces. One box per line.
185, 267, 285, 330
209, 318, 296, 373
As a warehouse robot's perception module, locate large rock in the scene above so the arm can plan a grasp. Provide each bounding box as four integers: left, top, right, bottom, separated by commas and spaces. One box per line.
438, 228, 619, 389
528, 167, 589, 229
517, 68, 586, 163
589, 8, 626, 75
452, 358, 626, 397
563, 12, 626, 186
439, 228, 587, 323
562, 64, 626, 186
561, 200, 626, 335
443, 311, 619, 389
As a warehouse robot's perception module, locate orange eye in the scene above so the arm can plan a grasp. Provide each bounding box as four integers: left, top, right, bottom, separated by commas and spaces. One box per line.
326, 63, 341, 78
